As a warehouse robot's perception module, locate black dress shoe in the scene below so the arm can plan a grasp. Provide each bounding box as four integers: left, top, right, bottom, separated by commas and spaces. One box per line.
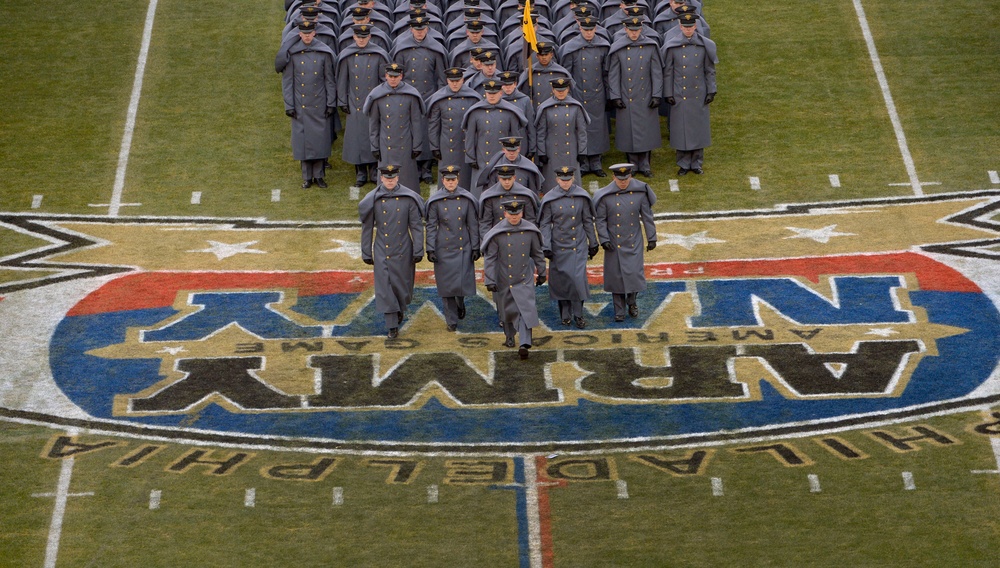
593, 169, 607, 177
574, 316, 586, 329
302, 179, 313, 189
561, 318, 572, 326
628, 303, 639, 318
518, 345, 530, 359
504, 337, 516, 348
691, 167, 704, 175
420, 175, 433, 184
457, 298, 466, 320
677, 168, 688, 176
640, 170, 653, 178
397, 312, 404, 324
315, 178, 328, 188
446, 324, 457, 332
614, 315, 625, 322
387, 327, 399, 338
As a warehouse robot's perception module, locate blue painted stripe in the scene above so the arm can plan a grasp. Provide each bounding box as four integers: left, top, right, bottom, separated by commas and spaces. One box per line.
514, 457, 531, 568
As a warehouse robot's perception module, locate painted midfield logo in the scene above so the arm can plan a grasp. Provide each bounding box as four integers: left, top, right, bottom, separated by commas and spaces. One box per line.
4, 192, 1000, 452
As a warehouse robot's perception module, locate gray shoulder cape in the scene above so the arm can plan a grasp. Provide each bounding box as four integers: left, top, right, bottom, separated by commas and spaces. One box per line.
593, 179, 657, 208
541, 184, 594, 212
276, 38, 336, 73
461, 98, 528, 130
608, 33, 659, 56
362, 81, 428, 115
481, 219, 543, 253
424, 186, 478, 216
426, 84, 482, 108
358, 184, 426, 223
534, 96, 591, 126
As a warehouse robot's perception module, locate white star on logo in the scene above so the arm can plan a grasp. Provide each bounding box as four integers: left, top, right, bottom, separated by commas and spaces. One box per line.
784, 225, 855, 244
157, 346, 187, 355
660, 231, 726, 251
865, 328, 899, 337
187, 240, 267, 260
322, 239, 363, 259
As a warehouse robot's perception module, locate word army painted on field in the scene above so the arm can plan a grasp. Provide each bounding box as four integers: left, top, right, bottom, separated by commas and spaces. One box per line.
4, 193, 1000, 452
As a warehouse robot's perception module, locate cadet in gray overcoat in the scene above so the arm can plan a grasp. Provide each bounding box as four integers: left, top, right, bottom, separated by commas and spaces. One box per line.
280, 21, 337, 189
476, 136, 544, 196
338, 25, 390, 186
516, 42, 572, 111
479, 164, 540, 237
479, 165, 540, 329
461, 80, 528, 199
363, 63, 428, 192
559, 16, 611, 176
539, 166, 599, 328
425, 165, 481, 331
535, 78, 589, 189
359, 165, 426, 338
593, 163, 657, 322
482, 198, 548, 359
606, 18, 663, 177
499, 72, 536, 159
427, 67, 482, 189
662, 13, 717, 175
391, 16, 448, 182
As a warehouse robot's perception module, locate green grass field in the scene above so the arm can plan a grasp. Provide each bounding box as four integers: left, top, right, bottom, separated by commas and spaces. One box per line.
3, 412, 1000, 566
2, 0, 1000, 565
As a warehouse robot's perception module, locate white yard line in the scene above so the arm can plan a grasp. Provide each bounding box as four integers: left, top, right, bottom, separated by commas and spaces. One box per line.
522, 456, 544, 568
109, 0, 159, 217
971, 437, 1000, 474
902, 471, 916, 490
149, 489, 162, 510
808, 474, 822, 493
43, 457, 75, 568
852, 0, 923, 197
616, 479, 629, 499
244, 488, 256, 507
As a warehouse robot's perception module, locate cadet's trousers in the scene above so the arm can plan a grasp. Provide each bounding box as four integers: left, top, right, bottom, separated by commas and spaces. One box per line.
384, 311, 402, 330
301, 160, 325, 181
676, 149, 705, 170
626, 152, 652, 173
581, 154, 604, 173
559, 300, 584, 321
612, 292, 638, 318
504, 314, 533, 347
442, 296, 461, 326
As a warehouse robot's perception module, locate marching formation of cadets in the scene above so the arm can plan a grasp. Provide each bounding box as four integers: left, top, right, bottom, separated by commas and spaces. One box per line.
278, 0, 716, 358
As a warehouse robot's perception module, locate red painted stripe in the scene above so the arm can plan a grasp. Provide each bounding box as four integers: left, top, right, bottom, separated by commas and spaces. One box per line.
68, 252, 979, 316
587, 252, 978, 292
67, 271, 374, 316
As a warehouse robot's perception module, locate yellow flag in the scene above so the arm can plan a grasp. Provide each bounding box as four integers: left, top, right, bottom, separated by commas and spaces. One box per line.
522, 0, 538, 52
522, 0, 538, 86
